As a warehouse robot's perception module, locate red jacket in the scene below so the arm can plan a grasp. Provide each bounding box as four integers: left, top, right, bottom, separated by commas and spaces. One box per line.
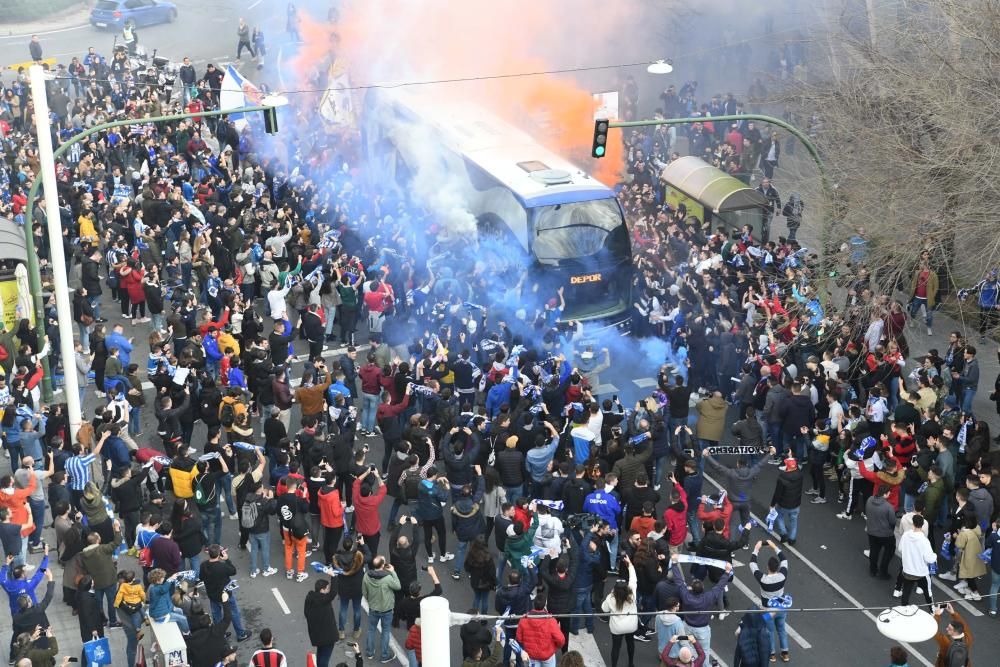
858, 459, 903, 511
359, 363, 384, 396
404, 623, 422, 663
352, 477, 386, 536
317, 486, 344, 529
119, 266, 146, 303
663, 481, 688, 547
0, 474, 36, 525
696, 495, 734, 539
516, 611, 564, 660
376, 394, 409, 422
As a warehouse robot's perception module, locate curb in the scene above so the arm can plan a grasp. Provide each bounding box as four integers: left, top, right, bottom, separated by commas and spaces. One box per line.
1, 9, 92, 38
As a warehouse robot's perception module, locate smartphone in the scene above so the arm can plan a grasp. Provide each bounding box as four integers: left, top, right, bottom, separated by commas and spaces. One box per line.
68, 660, 79, 664
676, 635, 688, 642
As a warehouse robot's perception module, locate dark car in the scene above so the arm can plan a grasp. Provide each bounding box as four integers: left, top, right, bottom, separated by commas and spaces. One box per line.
90, 0, 178, 30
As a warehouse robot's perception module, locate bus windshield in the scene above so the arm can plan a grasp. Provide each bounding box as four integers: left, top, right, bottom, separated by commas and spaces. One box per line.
532, 199, 626, 265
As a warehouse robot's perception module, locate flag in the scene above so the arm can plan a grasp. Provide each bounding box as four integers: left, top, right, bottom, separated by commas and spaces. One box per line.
220, 65, 264, 131
318, 58, 354, 126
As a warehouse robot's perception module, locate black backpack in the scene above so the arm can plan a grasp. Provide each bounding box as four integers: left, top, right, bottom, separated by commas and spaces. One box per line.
401, 469, 422, 504
220, 401, 236, 428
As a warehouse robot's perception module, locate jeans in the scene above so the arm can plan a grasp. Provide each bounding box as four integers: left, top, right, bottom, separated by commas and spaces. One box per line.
571, 589, 594, 633
989, 570, 1000, 613
94, 584, 116, 620
685, 623, 712, 661
184, 553, 201, 573
28, 497, 45, 546
909, 297, 935, 327
87, 294, 101, 321
200, 502, 222, 545
128, 407, 141, 435
775, 506, 800, 541
687, 509, 701, 545
118, 607, 143, 666
528, 656, 557, 667
365, 609, 393, 661
785, 434, 807, 462
316, 644, 334, 667
339, 596, 362, 631
249, 531, 271, 573
217, 473, 236, 515
653, 455, 669, 488
668, 417, 688, 451
504, 485, 524, 502
79, 321, 91, 352
211, 593, 246, 636
153, 607, 190, 633
887, 375, 900, 412
406, 648, 419, 667
763, 610, 788, 655
608, 530, 621, 569
454, 540, 470, 575
473, 589, 490, 614
361, 392, 379, 433
961, 387, 977, 414
903, 493, 916, 513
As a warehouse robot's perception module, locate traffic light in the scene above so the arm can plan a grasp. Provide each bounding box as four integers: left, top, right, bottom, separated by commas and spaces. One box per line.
592, 119, 609, 158
263, 105, 278, 134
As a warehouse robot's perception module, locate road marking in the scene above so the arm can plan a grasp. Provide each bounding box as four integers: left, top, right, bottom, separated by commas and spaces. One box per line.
248, 0, 264, 8
634, 377, 658, 388
591, 383, 619, 395
567, 630, 607, 666
702, 472, 935, 667
728, 573, 812, 649
710, 650, 730, 667
271, 587, 290, 614
0, 24, 89, 39
929, 576, 983, 617
360, 598, 407, 665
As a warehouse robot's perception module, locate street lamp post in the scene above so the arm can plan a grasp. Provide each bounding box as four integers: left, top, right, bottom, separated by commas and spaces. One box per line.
24, 63, 281, 439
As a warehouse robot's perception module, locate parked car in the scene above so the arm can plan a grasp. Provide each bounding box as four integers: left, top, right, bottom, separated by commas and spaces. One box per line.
90, 0, 178, 30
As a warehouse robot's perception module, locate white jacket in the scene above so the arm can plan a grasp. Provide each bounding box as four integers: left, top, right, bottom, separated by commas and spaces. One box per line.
601, 564, 639, 635
532, 514, 564, 556
899, 530, 936, 577
895, 511, 929, 556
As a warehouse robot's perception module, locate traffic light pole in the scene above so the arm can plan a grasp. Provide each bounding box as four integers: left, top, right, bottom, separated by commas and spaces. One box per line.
24, 102, 273, 406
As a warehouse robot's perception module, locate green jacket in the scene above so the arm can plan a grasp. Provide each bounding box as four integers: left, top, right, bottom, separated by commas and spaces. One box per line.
918, 473, 946, 520
18, 636, 58, 667
362, 568, 400, 613
503, 515, 539, 572
79, 529, 122, 589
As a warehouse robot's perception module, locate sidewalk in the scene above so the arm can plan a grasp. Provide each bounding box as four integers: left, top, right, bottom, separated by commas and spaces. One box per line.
0, 5, 91, 38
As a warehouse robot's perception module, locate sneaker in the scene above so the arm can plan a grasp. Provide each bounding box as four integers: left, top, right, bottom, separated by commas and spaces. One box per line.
428, 555, 436, 564
237, 631, 252, 642
811, 497, 827, 504
380, 655, 397, 664
345, 506, 355, 513
861, 513, 867, 520
229, 513, 238, 521
452, 572, 461, 580
353, 629, 363, 640
939, 571, 957, 581
249, 569, 259, 579
28, 542, 46, 554
286, 569, 294, 580
644, 628, 657, 636
863, 549, 871, 557
633, 633, 651, 643
927, 327, 933, 336
989, 610, 997, 617
835, 512, 851, 520
339, 631, 346, 640
653, 484, 661, 491
262, 567, 278, 577
805, 489, 819, 496
965, 591, 982, 601
916, 587, 924, 595
440, 552, 455, 562
954, 581, 969, 592
767, 458, 782, 465
892, 588, 902, 598
780, 652, 790, 663
296, 571, 309, 583
718, 611, 729, 621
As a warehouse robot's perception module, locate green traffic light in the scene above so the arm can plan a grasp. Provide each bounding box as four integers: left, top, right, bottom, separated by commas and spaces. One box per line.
595, 146, 605, 157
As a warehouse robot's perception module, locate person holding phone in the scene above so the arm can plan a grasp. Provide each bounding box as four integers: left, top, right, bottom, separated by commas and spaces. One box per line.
354, 467, 387, 556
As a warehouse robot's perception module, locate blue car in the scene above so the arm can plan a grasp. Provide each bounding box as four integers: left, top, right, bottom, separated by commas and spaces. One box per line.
90, 0, 178, 30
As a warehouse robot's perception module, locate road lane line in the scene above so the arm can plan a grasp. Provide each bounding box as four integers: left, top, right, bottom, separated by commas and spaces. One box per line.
248, 0, 264, 8
271, 587, 291, 614
360, 598, 407, 665
702, 473, 935, 667
567, 630, 607, 667
710, 649, 730, 667
728, 574, 812, 649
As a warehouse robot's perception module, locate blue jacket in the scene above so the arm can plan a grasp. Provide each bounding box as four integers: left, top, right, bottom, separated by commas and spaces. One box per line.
485, 382, 513, 419
147, 580, 176, 618
980, 279, 1000, 308
572, 534, 603, 591
104, 435, 131, 471
570, 425, 596, 462
583, 488, 621, 530
202, 336, 223, 363
106, 331, 133, 366
0, 556, 48, 614
326, 381, 352, 405
227, 367, 247, 389
414, 478, 450, 521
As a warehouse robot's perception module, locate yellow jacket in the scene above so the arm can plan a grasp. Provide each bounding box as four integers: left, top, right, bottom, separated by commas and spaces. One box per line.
78, 214, 97, 240
217, 331, 241, 356
114, 581, 146, 608
168, 463, 199, 499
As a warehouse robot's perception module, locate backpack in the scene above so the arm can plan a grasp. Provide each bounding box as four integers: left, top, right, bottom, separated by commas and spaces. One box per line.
220, 401, 236, 428
401, 469, 421, 504
193, 476, 209, 507
241, 495, 261, 529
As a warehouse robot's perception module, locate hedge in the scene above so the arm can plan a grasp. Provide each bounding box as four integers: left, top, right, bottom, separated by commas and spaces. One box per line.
4, 0, 83, 24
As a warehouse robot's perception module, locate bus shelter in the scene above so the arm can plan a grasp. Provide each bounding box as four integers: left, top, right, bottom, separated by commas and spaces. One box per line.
659, 156, 767, 235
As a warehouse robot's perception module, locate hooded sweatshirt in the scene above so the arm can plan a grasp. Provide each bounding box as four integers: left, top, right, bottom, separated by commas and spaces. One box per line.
362, 568, 400, 613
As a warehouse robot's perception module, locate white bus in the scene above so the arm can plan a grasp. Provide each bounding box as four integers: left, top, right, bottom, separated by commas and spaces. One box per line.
362, 88, 633, 329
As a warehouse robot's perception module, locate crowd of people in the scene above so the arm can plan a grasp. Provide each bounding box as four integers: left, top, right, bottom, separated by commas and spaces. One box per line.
0, 19, 995, 667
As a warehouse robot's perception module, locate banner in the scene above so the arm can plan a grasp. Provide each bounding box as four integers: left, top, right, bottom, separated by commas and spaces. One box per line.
0, 277, 21, 331
705, 445, 769, 456
220, 65, 264, 131
318, 58, 354, 127
675, 554, 730, 570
